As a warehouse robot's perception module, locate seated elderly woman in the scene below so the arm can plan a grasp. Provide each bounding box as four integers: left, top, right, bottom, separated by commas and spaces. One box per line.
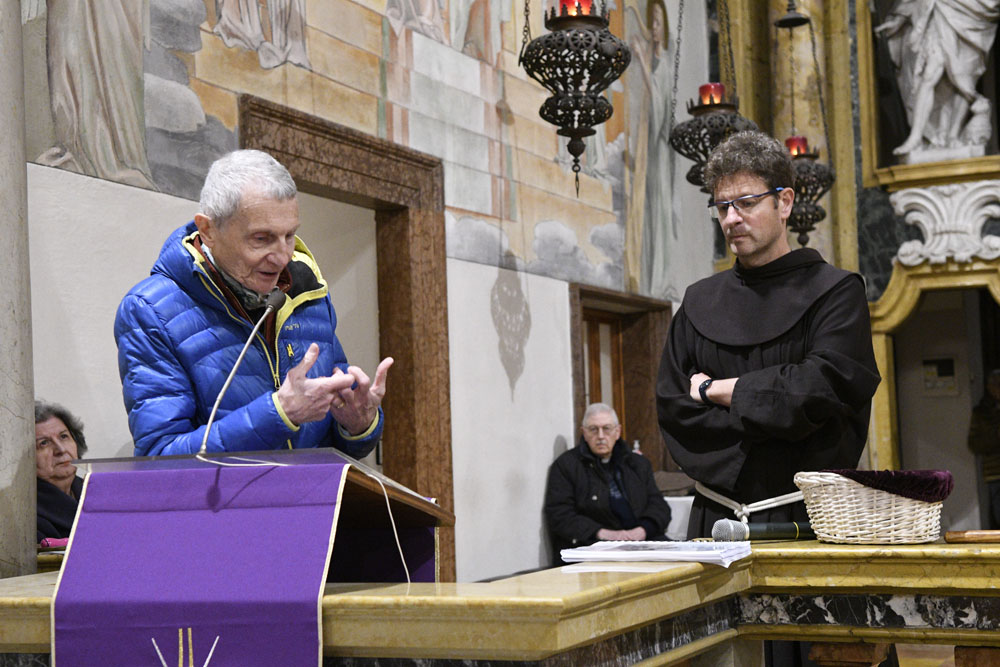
35, 401, 88, 541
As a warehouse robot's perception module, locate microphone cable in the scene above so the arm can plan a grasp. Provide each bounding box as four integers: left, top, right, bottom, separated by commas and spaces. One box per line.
196, 288, 287, 467
191, 287, 412, 585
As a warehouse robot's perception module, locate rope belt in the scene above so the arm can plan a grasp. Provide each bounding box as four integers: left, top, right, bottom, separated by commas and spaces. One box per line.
694, 482, 803, 524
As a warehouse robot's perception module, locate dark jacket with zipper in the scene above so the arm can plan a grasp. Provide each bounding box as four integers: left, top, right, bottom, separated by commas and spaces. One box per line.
544, 438, 671, 562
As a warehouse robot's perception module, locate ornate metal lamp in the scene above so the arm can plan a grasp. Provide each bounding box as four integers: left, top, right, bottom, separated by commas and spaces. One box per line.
776, 2, 836, 247
785, 136, 835, 247
667, 0, 757, 194
668, 82, 757, 193
519, 0, 631, 195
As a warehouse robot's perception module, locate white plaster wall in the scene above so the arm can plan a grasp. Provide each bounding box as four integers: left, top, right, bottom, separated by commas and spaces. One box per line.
894, 290, 980, 531
447, 258, 575, 582
294, 192, 379, 382
29, 165, 199, 458
29, 165, 378, 461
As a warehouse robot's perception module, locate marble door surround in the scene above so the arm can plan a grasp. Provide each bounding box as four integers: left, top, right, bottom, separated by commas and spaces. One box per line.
238, 95, 455, 580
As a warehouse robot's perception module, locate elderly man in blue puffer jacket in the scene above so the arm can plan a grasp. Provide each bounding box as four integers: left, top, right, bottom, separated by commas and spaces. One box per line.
115, 150, 392, 457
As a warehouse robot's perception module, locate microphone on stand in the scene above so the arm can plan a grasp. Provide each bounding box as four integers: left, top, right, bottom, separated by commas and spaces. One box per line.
197, 288, 288, 457
712, 518, 815, 541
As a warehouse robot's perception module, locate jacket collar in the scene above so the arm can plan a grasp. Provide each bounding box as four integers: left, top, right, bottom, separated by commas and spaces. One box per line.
575, 436, 629, 465
151, 222, 329, 317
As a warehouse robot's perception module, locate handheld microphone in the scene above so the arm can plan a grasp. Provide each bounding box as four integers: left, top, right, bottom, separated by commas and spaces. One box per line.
197, 288, 288, 456
712, 518, 814, 541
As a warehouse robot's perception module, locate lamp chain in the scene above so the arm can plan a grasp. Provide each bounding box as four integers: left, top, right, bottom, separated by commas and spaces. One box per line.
519, 0, 532, 63
668, 0, 685, 132
808, 20, 831, 154
789, 27, 796, 135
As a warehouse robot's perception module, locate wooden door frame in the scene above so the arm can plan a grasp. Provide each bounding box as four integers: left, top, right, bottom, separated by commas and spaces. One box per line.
582, 308, 626, 429
239, 95, 455, 580
569, 284, 672, 469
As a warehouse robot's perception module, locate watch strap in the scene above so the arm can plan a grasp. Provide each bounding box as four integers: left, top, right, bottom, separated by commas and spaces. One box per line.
698, 378, 716, 406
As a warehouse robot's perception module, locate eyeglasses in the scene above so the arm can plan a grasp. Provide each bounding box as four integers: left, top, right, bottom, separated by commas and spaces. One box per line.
708, 187, 784, 220
583, 424, 619, 435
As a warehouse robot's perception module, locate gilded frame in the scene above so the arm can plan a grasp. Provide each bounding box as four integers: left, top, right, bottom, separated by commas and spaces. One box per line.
867, 259, 1000, 471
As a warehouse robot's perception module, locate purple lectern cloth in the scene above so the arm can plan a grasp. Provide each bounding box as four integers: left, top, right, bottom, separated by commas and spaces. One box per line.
53, 459, 349, 667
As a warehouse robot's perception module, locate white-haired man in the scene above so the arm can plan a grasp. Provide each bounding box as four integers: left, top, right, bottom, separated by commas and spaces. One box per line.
115, 149, 391, 457
544, 403, 671, 564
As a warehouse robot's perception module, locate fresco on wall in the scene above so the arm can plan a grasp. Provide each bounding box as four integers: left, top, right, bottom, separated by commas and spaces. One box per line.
214, 0, 311, 68
451, 0, 510, 63
25, 1, 155, 190
22, 0, 697, 300
388, 0, 448, 44
625, 0, 678, 300
544, 0, 683, 300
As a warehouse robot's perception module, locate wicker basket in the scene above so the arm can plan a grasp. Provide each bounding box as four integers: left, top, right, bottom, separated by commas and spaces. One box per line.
793, 471, 943, 544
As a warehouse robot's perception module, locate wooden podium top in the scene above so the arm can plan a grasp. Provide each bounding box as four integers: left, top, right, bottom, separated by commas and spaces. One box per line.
75, 448, 455, 530
342, 466, 453, 527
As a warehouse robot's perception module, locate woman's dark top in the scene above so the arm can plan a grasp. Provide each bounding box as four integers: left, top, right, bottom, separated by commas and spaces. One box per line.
37, 476, 83, 542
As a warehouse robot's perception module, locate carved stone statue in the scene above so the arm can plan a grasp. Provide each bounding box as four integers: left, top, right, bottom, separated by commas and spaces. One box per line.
875, 0, 1000, 164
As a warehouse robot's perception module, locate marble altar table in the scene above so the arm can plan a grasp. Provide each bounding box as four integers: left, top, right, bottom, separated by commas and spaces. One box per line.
4, 542, 1000, 665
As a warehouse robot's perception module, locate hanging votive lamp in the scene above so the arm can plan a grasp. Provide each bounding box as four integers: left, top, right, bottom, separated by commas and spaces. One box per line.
786, 140, 835, 247
519, 0, 631, 195
668, 81, 758, 193
775, 4, 836, 248
667, 0, 757, 195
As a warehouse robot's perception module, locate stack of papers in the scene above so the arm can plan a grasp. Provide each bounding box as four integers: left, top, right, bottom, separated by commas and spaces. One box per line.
560, 540, 751, 568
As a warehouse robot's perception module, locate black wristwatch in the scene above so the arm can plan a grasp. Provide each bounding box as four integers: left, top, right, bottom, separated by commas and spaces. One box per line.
698, 378, 717, 406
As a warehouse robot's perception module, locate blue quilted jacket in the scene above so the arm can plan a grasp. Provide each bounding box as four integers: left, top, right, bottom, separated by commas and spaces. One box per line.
115, 222, 383, 457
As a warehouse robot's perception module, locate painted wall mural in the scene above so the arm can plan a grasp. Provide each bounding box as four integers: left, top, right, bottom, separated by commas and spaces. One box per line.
389, 0, 448, 44
625, 0, 678, 299
22, 0, 708, 300
214, 0, 311, 69
26, 0, 155, 189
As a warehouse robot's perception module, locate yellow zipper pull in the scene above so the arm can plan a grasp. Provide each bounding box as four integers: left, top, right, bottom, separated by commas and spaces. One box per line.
286, 343, 294, 358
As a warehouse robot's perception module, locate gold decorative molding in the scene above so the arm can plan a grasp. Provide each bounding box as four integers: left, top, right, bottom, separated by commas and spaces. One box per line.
870, 259, 1000, 332
826, 0, 859, 271
867, 259, 1000, 470
857, 3, 880, 190
872, 157, 1000, 192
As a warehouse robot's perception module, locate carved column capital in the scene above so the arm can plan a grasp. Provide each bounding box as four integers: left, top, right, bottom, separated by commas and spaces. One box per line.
890, 180, 1000, 266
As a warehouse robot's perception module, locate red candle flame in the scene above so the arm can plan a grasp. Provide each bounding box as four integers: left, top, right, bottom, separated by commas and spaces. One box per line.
785, 135, 809, 156
699, 82, 725, 105
559, 0, 593, 16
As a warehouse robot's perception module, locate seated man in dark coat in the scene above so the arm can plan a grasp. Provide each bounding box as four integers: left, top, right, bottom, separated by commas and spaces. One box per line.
544, 403, 671, 564
35, 401, 88, 542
